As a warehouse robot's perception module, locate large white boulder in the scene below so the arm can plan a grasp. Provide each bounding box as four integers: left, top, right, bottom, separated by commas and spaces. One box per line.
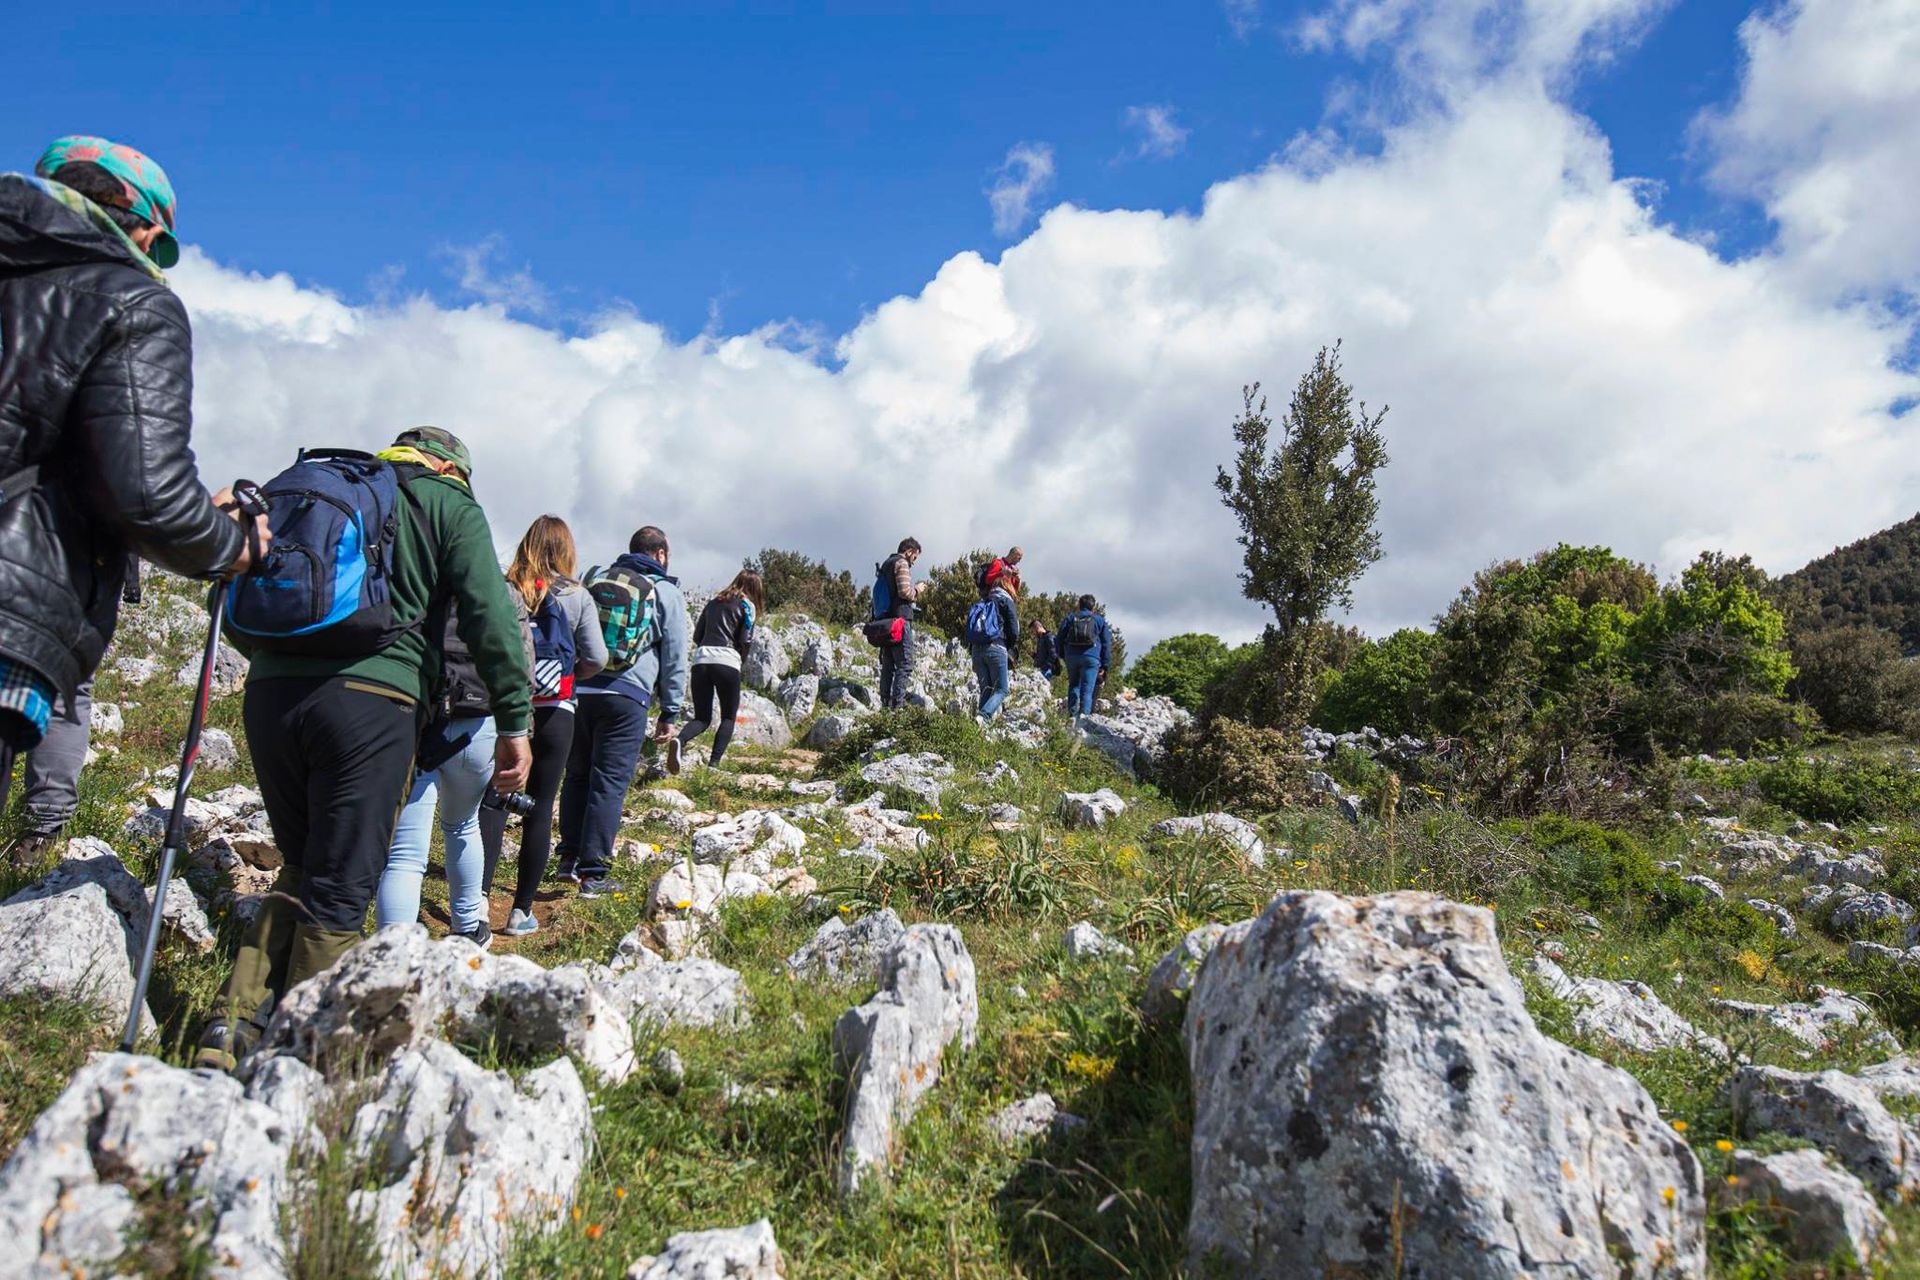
1719, 1147, 1894, 1267
785, 909, 906, 984
1184, 892, 1705, 1277
625, 1219, 784, 1279
1529, 956, 1727, 1056
1148, 813, 1265, 866
831, 924, 979, 1195
1731, 1065, 1920, 1199
731, 689, 793, 749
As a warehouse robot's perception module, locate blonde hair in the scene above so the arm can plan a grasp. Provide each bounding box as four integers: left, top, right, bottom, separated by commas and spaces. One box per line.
506, 514, 577, 610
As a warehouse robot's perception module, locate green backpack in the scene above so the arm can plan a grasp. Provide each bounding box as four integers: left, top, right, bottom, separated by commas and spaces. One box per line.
583, 565, 661, 674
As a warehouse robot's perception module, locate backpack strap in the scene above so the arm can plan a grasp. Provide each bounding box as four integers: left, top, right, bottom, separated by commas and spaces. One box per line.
391, 464, 453, 707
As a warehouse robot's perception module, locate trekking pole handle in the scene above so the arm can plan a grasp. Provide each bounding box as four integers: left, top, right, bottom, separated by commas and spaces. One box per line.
229, 479, 268, 578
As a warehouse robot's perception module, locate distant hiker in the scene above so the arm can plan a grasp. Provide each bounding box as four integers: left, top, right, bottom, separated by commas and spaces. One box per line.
1056, 594, 1112, 717
1030, 620, 1059, 680
0, 136, 267, 838
557, 525, 690, 899
196, 427, 531, 1072
983, 546, 1024, 597
479, 515, 607, 938
967, 574, 1021, 722
871, 537, 924, 710
678, 570, 764, 768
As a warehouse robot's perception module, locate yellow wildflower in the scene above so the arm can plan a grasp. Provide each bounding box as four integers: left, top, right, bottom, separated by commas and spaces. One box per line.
1715, 1140, 1734, 1153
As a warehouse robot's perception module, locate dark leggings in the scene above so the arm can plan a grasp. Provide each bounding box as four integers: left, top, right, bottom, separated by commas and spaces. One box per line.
678, 664, 743, 764
479, 703, 574, 911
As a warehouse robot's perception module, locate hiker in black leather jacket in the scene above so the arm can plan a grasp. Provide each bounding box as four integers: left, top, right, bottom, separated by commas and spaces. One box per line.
0, 144, 260, 728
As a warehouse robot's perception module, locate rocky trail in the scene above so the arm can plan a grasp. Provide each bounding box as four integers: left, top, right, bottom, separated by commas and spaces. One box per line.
3, 572, 1920, 1277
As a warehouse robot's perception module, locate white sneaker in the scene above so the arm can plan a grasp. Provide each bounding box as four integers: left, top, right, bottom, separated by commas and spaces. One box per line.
504, 908, 539, 936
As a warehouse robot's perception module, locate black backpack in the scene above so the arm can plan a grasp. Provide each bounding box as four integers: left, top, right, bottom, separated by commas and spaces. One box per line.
1066, 612, 1099, 648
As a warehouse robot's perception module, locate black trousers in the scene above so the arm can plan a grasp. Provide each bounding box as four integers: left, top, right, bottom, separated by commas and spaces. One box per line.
679, 664, 743, 763
479, 702, 574, 909
243, 676, 421, 932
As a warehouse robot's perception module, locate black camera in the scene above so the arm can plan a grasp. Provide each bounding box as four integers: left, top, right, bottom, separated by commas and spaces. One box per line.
482, 790, 536, 817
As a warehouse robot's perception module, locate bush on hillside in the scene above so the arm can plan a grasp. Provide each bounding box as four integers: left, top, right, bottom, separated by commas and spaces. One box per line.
1157, 716, 1308, 815
743, 548, 870, 627
1788, 625, 1920, 736
1315, 628, 1438, 735
1129, 633, 1233, 710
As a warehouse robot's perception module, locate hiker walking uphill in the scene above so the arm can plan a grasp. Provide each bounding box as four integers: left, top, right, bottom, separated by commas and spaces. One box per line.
557, 526, 690, 899
1029, 620, 1059, 681
967, 574, 1021, 722
1056, 594, 1112, 717
480, 515, 607, 938
0, 135, 267, 832
195, 427, 531, 1073
678, 570, 764, 769
870, 537, 924, 710
375, 585, 536, 951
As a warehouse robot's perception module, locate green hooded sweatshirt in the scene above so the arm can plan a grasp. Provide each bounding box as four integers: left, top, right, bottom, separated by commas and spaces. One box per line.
230, 467, 531, 734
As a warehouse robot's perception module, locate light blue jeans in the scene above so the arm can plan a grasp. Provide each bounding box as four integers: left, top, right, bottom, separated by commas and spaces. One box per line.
972, 643, 1010, 720
377, 716, 495, 935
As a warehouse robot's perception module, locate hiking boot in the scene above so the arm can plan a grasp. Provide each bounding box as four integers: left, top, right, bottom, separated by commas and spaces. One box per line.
553, 858, 579, 884
664, 737, 682, 777
504, 908, 539, 937
453, 920, 493, 951
642, 760, 669, 783
193, 1017, 260, 1074
578, 875, 624, 899
5, 830, 62, 871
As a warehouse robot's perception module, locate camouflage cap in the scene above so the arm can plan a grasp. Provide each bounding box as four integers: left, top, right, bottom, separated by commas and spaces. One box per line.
35, 135, 180, 269
393, 426, 473, 477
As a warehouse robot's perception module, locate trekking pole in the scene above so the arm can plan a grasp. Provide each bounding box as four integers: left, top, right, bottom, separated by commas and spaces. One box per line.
121, 481, 267, 1053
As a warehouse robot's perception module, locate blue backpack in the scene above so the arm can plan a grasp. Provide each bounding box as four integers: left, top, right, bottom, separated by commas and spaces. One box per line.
871, 556, 899, 620
529, 587, 579, 699
965, 598, 1005, 647
226, 449, 417, 656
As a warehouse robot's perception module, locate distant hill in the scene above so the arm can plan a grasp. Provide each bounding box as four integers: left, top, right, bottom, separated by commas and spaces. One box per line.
1780, 513, 1920, 651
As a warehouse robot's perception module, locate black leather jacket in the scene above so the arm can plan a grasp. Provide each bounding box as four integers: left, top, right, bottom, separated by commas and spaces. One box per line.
0, 175, 242, 698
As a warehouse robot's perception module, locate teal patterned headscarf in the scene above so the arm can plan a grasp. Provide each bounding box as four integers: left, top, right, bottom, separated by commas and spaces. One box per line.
34, 135, 179, 268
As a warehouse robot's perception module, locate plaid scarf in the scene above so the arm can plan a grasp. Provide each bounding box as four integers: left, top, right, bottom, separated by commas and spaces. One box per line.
0, 657, 55, 750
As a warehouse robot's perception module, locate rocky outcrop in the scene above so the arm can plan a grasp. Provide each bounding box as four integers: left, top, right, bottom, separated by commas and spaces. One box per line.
785, 909, 905, 984
1719, 1148, 1894, 1267
1730, 1065, 1920, 1199
626, 1219, 784, 1279
1142, 923, 1227, 1024
831, 924, 978, 1195
858, 752, 953, 809
1148, 813, 1265, 865
1063, 921, 1129, 960
731, 690, 793, 749
1184, 892, 1704, 1277
1529, 956, 1727, 1056
1058, 788, 1126, 829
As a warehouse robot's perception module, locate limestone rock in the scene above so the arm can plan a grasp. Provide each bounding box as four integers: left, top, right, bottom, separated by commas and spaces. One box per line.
626, 1219, 784, 1279
831, 924, 979, 1195
0, 1053, 300, 1279
785, 909, 906, 984
176, 642, 247, 696
88, 700, 123, 735
348, 1041, 591, 1279
731, 690, 793, 749
1058, 788, 1126, 829
112, 655, 161, 685
1829, 891, 1915, 935
1529, 957, 1726, 1056
1731, 1065, 1920, 1199
858, 751, 954, 809
1184, 892, 1704, 1278
804, 712, 861, 750
1719, 1147, 1894, 1267
1063, 920, 1129, 960
198, 726, 240, 772
691, 810, 806, 873
776, 673, 819, 721
648, 861, 774, 921
1142, 923, 1228, 1024
986, 1092, 1084, 1143
483, 961, 638, 1084
743, 632, 788, 690
1712, 988, 1899, 1055
1148, 813, 1265, 866
601, 954, 752, 1030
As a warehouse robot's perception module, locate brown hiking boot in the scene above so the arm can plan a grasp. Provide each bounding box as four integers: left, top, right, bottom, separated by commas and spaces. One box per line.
193, 1017, 260, 1074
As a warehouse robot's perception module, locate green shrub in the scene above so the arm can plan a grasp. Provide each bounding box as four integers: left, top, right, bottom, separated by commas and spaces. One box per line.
1752, 754, 1920, 825
743, 548, 870, 627
1129, 633, 1233, 710
1158, 716, 1308, 815
1788, 624, 1920, 735
1315, 627, 1438, 735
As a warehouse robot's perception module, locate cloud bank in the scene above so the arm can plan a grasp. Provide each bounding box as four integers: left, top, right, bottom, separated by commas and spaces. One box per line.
171, 0, 1917, 654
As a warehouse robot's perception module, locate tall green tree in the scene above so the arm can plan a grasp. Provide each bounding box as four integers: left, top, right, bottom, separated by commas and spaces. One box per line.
1214, 344, 1389, 728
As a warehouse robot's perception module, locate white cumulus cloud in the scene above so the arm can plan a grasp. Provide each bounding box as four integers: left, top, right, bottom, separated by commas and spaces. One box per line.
168, 0, 1918, 658
1697, 0, 1920, 300
986, 143, 1057, 239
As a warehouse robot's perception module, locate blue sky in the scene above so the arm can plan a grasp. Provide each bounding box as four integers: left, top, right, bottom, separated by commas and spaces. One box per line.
9, 0, 1761, 340
8, 0, 1915, 648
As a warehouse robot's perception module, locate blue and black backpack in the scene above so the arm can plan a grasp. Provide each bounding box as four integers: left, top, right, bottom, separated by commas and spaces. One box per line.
965, 598, 1006, 647
226, 449, 420, 657
871, 556, 899, 620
